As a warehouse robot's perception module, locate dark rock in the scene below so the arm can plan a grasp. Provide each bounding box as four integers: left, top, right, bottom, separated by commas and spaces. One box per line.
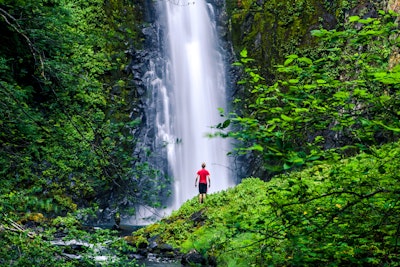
137, 247, 148, 255
131, 253, 145, 260
162, 251, 176, 258
181, 250, 207, 266
111, 224, 121, 231
53, 230, 67, 239
149, 240, 158, 250
190, 209, 206, 226
158, 243, 174, 252
148, 234, 160, 246
137, 241, 148, 249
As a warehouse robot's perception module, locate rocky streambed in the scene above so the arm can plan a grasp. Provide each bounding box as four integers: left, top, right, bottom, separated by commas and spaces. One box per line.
123, 226, 216, 266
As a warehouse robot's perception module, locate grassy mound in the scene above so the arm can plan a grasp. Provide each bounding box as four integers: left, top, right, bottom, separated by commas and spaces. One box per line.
130, 142, 400, 266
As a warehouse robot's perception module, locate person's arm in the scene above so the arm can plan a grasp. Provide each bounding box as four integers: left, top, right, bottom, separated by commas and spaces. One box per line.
195, 175, 198, 187
207, 175, 211, 187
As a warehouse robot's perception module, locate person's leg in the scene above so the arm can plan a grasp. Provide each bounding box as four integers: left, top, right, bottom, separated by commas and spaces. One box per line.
202, 193, 206, 202
199, 184, 207, 203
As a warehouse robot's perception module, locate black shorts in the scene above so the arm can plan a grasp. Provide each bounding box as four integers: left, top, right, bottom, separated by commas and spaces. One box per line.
199, 183, 207, 194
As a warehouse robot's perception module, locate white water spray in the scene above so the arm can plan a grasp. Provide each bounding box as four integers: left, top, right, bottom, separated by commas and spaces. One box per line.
159, 0, 234, 211
129, 0, 234, 224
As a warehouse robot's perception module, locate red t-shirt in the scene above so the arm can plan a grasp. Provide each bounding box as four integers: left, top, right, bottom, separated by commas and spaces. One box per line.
197, 169, 210, 184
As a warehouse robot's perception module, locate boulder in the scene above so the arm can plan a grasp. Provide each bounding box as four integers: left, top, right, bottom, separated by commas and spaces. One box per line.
181, 250, 207, 266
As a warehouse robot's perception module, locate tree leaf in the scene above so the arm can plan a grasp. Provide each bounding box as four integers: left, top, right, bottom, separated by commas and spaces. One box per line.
349, 16, 360, 22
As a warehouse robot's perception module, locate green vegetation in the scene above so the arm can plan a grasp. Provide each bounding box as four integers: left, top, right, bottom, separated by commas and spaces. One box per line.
216, 10, 400, 178
226, 0, 360, 75
0, 0, 164, 215
0, 213, 138, 266
131, 140, 400, 266
1, 0, 399, 265
0, 0, 161, 265
130, 7, 400, 267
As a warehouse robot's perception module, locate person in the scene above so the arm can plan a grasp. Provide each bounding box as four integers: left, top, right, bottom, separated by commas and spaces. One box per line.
195, 162, 210, 203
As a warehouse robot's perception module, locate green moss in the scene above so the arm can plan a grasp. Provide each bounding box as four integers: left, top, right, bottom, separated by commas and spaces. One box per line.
227, 0, 367, 77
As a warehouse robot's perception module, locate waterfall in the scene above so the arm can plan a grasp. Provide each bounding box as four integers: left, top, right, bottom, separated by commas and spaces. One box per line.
129, 0, 234, 223
159, 0, 233, 211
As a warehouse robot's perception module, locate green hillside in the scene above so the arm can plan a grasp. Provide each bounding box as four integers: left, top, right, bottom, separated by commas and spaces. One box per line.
130, 141, 400, 266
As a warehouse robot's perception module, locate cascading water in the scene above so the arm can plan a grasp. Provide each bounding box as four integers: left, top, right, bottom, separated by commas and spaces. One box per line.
129, 0, 234, 223
160, 0, 234, 211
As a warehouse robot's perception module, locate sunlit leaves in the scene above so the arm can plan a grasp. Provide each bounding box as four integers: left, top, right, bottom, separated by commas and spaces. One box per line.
216, 11, 400, 178
131, 141, 400, 265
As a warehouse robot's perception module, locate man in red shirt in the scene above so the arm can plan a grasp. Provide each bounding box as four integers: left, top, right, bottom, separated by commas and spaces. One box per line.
195, 162, 211, 203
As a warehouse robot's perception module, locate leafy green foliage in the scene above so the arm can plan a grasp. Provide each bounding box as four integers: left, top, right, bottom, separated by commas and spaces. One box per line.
131, 141, 400, 266
130, 13, 400, 265
0, 0, 163, 263
0, 213, 138, 266
216, 11, 400, 178
0, 0, 163, 214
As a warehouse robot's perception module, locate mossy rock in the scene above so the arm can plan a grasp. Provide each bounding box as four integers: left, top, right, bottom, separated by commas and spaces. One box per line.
124, 235, 149, 248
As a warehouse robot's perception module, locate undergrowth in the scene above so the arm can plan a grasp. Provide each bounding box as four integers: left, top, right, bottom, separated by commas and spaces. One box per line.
131, 141, 400, 266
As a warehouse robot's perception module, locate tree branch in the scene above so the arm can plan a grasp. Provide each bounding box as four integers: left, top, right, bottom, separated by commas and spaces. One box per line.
0, 7, 45, 78
1, 219, 35, 238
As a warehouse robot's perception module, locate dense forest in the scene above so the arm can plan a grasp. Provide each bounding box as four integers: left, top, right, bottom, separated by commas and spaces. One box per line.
0, 0, 162, 265
1, 0, 400, 266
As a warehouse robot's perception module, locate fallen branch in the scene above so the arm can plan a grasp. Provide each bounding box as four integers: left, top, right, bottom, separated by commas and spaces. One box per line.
1, 219, 36, 238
